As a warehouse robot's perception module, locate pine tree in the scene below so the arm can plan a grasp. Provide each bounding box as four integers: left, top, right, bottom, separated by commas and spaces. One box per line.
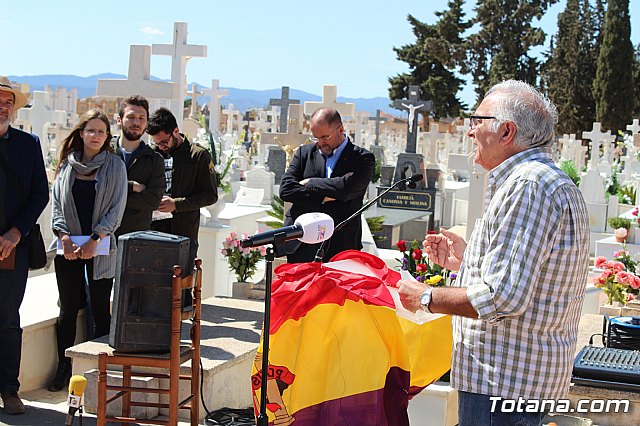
465, 0, 557, 102
574, 0, 598, 132
389, 0, 470, 119
593, 0, 635, 132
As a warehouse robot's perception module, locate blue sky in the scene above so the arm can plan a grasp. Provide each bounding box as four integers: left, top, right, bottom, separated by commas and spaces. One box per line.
1, 0, 638, 106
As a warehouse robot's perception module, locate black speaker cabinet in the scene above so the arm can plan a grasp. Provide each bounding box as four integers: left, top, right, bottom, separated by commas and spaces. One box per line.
110, 231, 190, 353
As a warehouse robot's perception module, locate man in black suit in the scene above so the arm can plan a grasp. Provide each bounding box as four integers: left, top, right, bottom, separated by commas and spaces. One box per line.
280, 107, 374, 263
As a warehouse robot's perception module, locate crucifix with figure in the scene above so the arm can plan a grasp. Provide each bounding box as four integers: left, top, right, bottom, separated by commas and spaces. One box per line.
393, 85, 432, 153
269, 86, 299, 133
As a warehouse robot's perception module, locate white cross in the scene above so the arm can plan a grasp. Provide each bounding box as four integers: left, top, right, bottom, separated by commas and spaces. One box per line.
259, 104, 309, 151
203, 79, 228, 134
627, 119, 640, 134
421, 124, 442, 165
455, 118, 472, 154
152, 22, 207, 127
303, 84, 355, 117
582, 122, 615, 170
97, 45, 178, 102
187, 83, 202, 119
222, 104, 240, 136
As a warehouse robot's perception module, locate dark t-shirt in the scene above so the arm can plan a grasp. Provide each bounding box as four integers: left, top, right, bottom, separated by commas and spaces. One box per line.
72, 179, 96, 235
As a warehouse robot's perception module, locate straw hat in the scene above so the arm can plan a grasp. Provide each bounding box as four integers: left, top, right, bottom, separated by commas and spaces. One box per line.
0, 76, 28, 110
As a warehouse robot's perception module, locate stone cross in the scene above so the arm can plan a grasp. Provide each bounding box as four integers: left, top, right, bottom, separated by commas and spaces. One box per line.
97, 45, 179, 105
269, 86, 299, 133
188, 83, 202, 119
303, 84, 355, 117
455, 118, 472, 154
582, 122, 615, 171
203, 79, 228, 134
351, 111, 370, 146
421, 123, 442, 165
369, 109, 387, 146
627, 119, 640, 134
393, 85, 433, 154
16, 91, 66, 161
259, 103, 309, 163
152, 21, 207, 127
222, 104, 240, 136
242, 110, 255, 147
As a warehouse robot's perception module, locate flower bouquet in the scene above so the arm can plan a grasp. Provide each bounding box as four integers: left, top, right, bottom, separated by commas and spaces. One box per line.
594, 249, 640, 305
395, 238, 455, 286
221, 231, 266, 282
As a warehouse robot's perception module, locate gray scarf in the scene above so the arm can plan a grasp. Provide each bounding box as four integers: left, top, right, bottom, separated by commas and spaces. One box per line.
68, 150, 107, 176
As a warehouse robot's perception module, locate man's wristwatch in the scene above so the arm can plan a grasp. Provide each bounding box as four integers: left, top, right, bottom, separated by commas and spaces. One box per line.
420, 286, 433, 313
90, 232, 101, 243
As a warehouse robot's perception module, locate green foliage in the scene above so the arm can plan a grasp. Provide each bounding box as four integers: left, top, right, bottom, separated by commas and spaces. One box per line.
607, 216, 631, 230
389, 1, 470, 118
365, 215, 386, 243
605, 165, 621, 198
593, 0, 635, 132
265, 195, 284, 229
464, 0, 556, 102
543, 0, 598, 135
371, 158, 381, 184
617, 184, 636, 205
559, 160, 581, 186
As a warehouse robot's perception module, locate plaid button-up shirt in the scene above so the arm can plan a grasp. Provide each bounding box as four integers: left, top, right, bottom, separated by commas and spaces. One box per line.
450, 147, 590, 400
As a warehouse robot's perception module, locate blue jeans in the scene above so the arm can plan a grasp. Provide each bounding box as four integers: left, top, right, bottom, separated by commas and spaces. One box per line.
458, 391, 547, 426
0, 244, 29, 393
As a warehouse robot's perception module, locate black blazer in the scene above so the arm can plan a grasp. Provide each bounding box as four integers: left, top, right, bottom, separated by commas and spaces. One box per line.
279, 138, 375, 262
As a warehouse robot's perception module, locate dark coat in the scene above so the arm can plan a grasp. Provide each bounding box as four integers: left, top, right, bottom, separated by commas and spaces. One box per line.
0, 127, 49, 238
279, 139, 375, 262
114, 138, 166, 237
152, 136, 218, 242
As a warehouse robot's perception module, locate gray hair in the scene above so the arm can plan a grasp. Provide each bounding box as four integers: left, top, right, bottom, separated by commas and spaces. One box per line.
485, 80, 558, 149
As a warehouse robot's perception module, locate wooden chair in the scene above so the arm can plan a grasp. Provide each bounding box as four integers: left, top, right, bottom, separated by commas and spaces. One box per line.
97, 259, 202, 426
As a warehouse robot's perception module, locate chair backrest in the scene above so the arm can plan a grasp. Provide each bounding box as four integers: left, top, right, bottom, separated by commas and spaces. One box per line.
171, 259, 202, 352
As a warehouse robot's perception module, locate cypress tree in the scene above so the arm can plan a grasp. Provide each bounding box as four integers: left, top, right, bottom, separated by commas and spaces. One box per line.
593, 0, 635, 132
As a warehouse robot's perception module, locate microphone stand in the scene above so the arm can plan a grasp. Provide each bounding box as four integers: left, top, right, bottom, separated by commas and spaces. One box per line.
257, 231, 286, 426
313, 175, 418, 262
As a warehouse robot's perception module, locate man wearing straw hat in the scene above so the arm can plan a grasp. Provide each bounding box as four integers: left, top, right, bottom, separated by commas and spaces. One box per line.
0, 76, 49, 415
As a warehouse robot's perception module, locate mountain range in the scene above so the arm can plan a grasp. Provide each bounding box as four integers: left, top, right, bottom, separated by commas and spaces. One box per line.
8, 73, 398, 116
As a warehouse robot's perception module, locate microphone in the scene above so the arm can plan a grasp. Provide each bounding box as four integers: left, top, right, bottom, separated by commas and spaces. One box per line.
240, 212, 335, 248
313, 173, 424, 262
65, 375, 87, 426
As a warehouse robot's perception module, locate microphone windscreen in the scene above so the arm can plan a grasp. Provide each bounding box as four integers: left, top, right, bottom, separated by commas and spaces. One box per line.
411, 173, 424, 182
295, 213, 334, 244
68, 375, 87, 396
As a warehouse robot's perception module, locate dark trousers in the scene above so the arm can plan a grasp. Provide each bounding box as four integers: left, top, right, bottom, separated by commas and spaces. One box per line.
53, 256, 113, 364
0, 244, 28, 393
458, 390, 547, 426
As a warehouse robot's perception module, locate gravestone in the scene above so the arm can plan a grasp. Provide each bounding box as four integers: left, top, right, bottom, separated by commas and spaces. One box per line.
369, 109, 387, 166
455, 118, 472, 154
233, 186, 264, 206
266, 146, 287, 184
377, 86, 439, 230
203, 79, 228, 134
269, 86, 299, 133
245, 168, 275, 204
151, 21, 207, 128
303, 84, 355, 118
182, 83, 204, 139
627, 119, 640, 134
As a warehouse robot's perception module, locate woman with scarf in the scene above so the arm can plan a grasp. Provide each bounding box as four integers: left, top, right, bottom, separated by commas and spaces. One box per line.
47, 108, 127, 391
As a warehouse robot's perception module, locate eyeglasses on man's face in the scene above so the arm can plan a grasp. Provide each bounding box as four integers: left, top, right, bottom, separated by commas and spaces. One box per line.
469, 115, 498, 129
310, 125, 342, 143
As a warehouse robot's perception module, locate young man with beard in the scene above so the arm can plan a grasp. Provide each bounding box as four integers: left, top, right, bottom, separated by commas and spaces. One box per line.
113, 96, 165, 237
0, 76, 49, 415
146, 107, 217, 264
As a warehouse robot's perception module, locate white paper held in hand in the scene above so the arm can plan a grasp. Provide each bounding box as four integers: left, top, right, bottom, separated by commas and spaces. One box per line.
56, 236, 110, 255
389, 270, 444, 324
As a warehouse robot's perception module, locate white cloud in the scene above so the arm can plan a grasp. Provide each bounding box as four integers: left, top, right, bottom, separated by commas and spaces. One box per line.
140, 26, 164, 36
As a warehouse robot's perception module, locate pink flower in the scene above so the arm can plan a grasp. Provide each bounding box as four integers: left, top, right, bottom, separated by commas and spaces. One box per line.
612, 250, 628, 259
606, 261, 625, 273
628, 293, 635, 302
416, 263, 427, 273
630, 275, 640, 290
601, 269, 613, 278
615, 271, 629, 284
595, 256, 608, 268
633, 207, 638, 217
229, 231, 238, 240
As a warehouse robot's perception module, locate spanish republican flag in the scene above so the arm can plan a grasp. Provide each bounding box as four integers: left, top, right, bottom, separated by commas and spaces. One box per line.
251, 251, 452, 425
